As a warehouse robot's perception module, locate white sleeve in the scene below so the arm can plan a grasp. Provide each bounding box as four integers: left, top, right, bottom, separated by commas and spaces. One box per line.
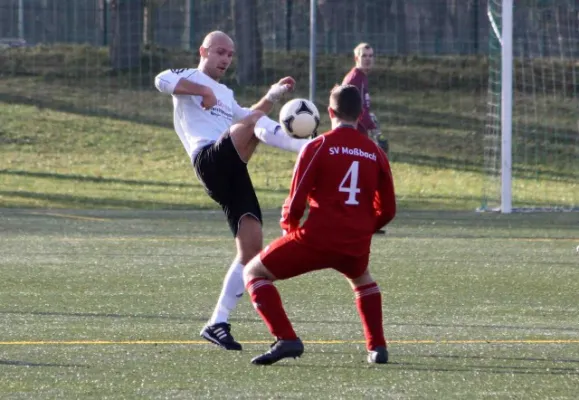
232, 98, 253, 123
154, 69, 197, 94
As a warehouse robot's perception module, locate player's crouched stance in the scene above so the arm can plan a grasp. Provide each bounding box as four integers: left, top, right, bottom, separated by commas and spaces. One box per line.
243, 84, 396, 365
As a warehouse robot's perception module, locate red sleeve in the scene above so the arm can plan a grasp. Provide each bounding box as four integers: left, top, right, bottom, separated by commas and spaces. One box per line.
373, 149, 396, 231
280, 141, 320, 232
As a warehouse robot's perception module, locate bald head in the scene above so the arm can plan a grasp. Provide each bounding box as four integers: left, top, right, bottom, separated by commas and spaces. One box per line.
201, 31, 234, 49
198, 31, 235, 81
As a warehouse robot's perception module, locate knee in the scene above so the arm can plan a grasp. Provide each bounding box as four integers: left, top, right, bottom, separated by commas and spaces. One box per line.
249, 110, 266, 124
242, 257, 266, 286
242, 261, 255, 285
234, 111, 264, 130
349, 270, 375, 289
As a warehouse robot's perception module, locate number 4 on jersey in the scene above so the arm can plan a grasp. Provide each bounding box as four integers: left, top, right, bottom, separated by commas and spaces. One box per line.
339, 161, 361, 205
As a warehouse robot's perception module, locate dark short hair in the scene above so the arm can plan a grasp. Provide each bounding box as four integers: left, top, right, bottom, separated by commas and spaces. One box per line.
329, 84, 363, 122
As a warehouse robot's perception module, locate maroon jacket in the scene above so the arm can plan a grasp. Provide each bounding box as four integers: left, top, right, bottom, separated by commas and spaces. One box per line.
342, 67, 376, 135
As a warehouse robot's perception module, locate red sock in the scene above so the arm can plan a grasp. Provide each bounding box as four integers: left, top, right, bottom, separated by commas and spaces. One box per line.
246, 278, 297, 340
354, 282, 386, 351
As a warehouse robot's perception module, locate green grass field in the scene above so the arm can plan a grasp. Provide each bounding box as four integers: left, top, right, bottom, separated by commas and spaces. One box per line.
0, 209, 578, 398
0, 46, 578, 398
1, 101, 576, 211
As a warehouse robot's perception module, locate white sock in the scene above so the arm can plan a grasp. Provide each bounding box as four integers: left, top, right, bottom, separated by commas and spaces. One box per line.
208, 260, 245, 325
254, 116, 310, 153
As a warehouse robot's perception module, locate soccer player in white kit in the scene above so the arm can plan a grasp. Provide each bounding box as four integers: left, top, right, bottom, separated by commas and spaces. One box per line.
154, 31, 309, 350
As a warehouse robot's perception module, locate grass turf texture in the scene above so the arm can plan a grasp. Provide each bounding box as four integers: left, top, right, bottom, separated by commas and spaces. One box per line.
1, 45, 578, 398
0, 102, 576, 211
0, 209, 578, 398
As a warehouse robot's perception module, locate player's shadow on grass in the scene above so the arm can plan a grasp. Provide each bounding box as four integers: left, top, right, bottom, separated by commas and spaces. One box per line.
0, 359, 87, 368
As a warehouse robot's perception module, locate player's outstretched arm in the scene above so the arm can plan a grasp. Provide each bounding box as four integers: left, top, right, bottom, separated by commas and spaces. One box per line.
154, 69, 216, 109
249, 76, 296, 114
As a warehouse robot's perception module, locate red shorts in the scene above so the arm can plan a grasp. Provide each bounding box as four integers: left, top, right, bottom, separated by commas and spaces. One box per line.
259, 232, 369, 280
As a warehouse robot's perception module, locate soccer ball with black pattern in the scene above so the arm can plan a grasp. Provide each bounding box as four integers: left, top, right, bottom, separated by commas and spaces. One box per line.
279, 98, 320, 139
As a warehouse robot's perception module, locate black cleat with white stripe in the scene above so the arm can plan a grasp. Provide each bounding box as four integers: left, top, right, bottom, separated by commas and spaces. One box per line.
200, 322, 242, 351
251, 338, 304, 365
367, 346, 388, 364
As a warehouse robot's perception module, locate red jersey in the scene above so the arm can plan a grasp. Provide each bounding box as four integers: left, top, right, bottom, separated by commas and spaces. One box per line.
342, 68, 376, 135
280, 126, 396, 256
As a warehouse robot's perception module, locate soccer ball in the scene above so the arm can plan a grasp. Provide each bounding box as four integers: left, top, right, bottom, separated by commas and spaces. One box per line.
279, 98, 320, 138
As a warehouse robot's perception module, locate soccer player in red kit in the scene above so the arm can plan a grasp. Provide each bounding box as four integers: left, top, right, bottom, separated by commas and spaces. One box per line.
243, 84, 396, 365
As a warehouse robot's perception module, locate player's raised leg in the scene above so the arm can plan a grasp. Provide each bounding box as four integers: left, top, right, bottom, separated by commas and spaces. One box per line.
228, 110, 309, 161
347, 270, 388, 364
253, 115, 310, 153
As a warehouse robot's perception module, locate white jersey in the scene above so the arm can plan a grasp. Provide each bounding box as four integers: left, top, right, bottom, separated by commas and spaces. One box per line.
154, 68, 252, 160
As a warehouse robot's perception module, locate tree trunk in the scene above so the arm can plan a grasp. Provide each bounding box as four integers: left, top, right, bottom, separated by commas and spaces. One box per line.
285, 0, 293, 51
395, 0, 407, 54
232, 0, 263, 85
432, 0, 447, 54
109, 0, 143, 70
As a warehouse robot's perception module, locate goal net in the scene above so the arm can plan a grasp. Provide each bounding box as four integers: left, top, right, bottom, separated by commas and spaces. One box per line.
482, 0, 579, 212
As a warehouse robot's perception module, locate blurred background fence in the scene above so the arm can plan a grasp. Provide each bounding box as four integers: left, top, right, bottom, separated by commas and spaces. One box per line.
0, 0, 577, 210
2, 1, 578, 57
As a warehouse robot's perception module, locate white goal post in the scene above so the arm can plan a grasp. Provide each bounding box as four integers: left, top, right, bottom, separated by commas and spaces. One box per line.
500, 0, 514, 214
482, 0, 579, 213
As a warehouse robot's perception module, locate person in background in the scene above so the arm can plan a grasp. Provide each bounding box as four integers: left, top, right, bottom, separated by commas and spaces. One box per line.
342, 42, 390, 234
